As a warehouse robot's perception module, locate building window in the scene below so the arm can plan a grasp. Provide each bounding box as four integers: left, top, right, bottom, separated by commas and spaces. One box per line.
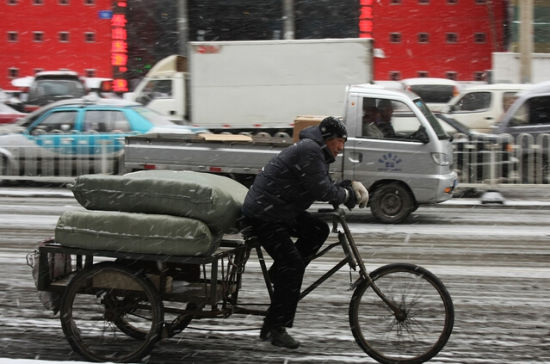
389, 71, 401, 81
59, 0, 70, 4
474, 32, 486, 43
33, 31, 44, 42
446, 32, 458, 43
84, 32, 96, 42
85, 69, 96, 77
34, 68, 44, 74
417, 71, 429, 77
33, 0, 43, 4
7, 0, 18, 5
59, 32, 70, 42
8, 67, 19, 78
447, 0, 458, 4
84, 0, 95, 5
7, 31, 18, 42
473, 71, 485, 81
390, 32, 401, 43
418, 32, 429, 43
446, 72, 457, 80
475, 0, 486, 4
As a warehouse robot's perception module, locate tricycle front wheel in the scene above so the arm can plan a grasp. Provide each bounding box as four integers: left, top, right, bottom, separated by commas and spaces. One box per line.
349, 263, 454, 364
60, 262, 164, 363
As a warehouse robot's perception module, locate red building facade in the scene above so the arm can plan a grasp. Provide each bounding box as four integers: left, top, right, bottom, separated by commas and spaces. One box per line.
1, 1, 508, 91
0, 0, 114, 90
362, 0, 507, 81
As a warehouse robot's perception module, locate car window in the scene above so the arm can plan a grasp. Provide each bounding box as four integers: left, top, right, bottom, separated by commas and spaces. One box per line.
29, 80, 85, 100
84, 110, 130, 133
528, 96, 550, 126
136, 79, 172, 104
29, 110, 78, 134
508, 103, 529, 127
415, 99, 447, 139
454, 92, 491, 111
361, 97, 426, 141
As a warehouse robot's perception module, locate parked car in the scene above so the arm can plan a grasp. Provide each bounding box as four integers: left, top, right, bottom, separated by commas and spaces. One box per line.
492, 81, 550, 182
0, 103, 24, 124
445, 83, 531, 133
401, 77, 460, 113
437, 114, 513, 183
24, 71, 87, 113
0, 97, 207, 177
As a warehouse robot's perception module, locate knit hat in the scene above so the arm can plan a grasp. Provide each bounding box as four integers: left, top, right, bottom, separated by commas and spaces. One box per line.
319, 116, 348, 141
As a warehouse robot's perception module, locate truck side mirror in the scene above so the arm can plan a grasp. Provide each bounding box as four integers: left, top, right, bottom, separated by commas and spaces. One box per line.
411, 126, 429, 144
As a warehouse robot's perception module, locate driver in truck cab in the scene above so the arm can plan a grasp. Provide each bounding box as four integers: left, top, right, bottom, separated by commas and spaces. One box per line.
363, 98, 397, 139
241, 117, 369, 349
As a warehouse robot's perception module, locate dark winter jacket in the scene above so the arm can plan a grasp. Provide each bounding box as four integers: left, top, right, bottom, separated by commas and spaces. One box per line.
242, 125, 348, 223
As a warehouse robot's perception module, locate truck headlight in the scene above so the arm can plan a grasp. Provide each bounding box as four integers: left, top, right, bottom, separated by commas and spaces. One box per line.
431, 152, 451, 166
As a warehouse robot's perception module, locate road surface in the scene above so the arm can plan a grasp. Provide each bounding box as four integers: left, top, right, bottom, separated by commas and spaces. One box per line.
0, 195, 549, 363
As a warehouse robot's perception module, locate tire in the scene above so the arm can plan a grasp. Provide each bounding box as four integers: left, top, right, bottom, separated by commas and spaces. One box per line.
370, 183, 414, 223
349, 263, 454, 364
60, 262, 163, 362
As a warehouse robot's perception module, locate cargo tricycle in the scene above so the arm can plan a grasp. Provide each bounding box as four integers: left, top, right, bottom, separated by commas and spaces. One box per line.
33, 208, 454, 364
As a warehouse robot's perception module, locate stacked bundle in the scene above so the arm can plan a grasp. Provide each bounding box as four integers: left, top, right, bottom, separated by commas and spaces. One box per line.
55, 170, 249, 257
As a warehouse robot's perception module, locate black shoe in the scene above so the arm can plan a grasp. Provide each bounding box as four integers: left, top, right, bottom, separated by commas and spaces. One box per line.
269, 327, 300, 349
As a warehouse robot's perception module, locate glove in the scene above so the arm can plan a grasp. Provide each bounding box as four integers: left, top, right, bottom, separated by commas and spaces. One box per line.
339, 180, 357, 210
352, 181, 369, 208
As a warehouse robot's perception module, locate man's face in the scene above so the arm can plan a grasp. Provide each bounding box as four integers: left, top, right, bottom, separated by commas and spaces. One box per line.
380, 105, 393, 122
325, 137, 346, 157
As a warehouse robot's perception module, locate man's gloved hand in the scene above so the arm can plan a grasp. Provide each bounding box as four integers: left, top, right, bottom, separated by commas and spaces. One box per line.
339, 180, 357, 210
352, 181, 369, 208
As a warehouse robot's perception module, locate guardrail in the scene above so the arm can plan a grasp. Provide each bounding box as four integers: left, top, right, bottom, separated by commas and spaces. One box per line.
0, 140, 121, 183
1, 134, 549, 187
452, 133, 550, 186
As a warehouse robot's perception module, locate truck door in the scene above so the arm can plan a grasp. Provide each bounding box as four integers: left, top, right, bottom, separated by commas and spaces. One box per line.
343, 96, 437, 222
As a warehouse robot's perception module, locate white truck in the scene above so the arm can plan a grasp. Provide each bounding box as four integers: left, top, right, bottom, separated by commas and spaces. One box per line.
131, 38, 373, 136
124, 85, 458, 223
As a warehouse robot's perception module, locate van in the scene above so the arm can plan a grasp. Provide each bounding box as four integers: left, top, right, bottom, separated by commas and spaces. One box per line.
493, 81, 550, 138
24, 71, 87, 112
401, 77, 460, 113
493, 81, 550, 182
445, 83, 531, 133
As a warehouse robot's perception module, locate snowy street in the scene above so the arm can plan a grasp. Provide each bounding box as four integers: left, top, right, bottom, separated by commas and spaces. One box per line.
0, 192, 549, 363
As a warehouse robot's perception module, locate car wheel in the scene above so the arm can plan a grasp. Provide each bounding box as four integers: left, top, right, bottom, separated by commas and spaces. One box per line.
369, 182, 414, 224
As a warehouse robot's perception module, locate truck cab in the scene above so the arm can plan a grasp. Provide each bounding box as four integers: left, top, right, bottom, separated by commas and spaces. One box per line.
131, 55, 188, 124
340, 85, 457, 223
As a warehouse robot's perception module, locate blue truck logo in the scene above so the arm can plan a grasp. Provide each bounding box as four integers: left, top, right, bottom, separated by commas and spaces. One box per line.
377, 153, 402, 171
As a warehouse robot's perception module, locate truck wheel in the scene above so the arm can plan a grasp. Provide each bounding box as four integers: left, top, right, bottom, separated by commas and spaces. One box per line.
370, 182, 413, 224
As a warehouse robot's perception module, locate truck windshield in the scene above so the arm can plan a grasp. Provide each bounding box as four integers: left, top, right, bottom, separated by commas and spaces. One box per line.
414, 99, 448, 139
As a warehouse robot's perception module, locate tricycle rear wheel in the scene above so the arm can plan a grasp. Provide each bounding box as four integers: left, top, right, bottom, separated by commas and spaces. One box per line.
60, 262, 163, 362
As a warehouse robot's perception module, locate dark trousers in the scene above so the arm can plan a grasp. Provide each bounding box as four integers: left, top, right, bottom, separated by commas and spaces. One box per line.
248, 212, 329, 328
